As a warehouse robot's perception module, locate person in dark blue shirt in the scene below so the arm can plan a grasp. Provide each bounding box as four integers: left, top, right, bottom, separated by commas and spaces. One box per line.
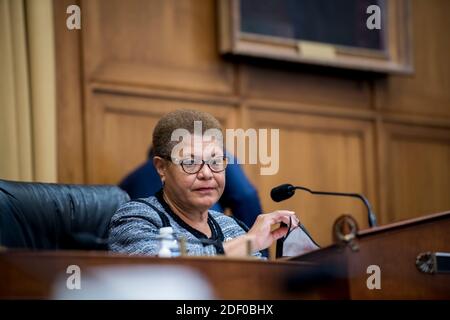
119, 148, 263, 230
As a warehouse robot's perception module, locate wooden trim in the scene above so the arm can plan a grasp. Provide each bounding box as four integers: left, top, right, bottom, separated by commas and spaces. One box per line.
248, 98, 378, 121
381, 113, 450, 129
358, 210, 450, 236
217, 0, 232, 53
0, 249, 309, 266
383, 122, 450, 143
53, 0, 85, 183
374, 117, 387, 225
89, 82, 240, 107
89, 81, 450, 130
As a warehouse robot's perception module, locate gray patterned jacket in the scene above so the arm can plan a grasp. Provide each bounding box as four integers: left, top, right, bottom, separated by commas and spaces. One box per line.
108, 191, 263, 258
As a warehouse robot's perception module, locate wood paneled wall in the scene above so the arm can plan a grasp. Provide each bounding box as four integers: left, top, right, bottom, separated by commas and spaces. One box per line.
55, 0, 450, 247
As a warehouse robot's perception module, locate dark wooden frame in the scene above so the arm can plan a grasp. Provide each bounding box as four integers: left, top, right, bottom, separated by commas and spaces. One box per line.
218, 0, 413, 74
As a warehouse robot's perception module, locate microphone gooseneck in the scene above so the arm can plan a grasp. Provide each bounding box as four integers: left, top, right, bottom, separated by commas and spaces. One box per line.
270, 183, 377, 227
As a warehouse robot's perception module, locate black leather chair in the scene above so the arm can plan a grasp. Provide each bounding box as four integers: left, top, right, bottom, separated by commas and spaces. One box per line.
0, 179, 129, 250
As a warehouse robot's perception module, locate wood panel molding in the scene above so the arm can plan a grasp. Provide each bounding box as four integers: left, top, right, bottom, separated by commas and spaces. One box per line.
248, 98, 377, 121
379, 123, 450, 223
239, 64, 373, 110
244, 108, 377, 246
375, 0, 450, 117
90, 82, 241, 107
81, 0, 235, 96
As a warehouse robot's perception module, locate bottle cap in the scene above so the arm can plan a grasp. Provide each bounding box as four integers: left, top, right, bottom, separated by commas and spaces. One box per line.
159, 226, 173, 235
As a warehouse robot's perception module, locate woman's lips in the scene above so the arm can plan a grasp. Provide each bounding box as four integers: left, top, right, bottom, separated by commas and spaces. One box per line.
194, 187, 216, 192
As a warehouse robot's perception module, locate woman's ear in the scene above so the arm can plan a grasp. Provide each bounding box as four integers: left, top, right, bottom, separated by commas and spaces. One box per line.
153, 156, 167, 183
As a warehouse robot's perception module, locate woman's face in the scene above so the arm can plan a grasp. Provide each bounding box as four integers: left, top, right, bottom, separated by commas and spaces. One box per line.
155, 138, 225, 213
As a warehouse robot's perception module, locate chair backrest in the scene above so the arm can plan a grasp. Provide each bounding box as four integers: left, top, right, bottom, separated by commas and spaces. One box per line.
0, 179, 129, 250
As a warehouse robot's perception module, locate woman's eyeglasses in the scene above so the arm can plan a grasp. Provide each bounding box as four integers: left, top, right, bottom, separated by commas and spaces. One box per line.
163, 156, 228, 174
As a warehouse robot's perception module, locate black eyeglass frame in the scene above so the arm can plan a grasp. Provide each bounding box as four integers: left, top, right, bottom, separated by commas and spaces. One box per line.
160, 155, 228, 174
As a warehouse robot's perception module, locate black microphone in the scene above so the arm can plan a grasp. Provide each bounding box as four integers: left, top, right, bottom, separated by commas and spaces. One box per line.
270, 183, 377, 227
270, 184, 296, 202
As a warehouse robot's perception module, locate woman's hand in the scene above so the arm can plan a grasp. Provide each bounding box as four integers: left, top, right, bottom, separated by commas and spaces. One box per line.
223, 210, 298, 257
247, 210, 298, 252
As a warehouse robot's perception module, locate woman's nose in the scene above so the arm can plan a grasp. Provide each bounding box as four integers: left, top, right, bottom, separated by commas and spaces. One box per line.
197, 163, 213, 179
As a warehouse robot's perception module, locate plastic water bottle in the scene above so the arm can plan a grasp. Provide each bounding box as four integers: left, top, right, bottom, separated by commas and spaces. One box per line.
157, 227, 180, 258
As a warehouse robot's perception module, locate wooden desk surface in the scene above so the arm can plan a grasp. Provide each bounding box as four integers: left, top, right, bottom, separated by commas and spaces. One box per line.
0, 250, 336, 299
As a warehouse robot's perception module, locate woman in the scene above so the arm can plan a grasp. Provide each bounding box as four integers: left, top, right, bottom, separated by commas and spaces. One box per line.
108, 109, 298, 257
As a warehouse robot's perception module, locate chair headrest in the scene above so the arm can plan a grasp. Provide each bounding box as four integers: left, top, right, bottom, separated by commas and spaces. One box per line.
0, 179, 129, 250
